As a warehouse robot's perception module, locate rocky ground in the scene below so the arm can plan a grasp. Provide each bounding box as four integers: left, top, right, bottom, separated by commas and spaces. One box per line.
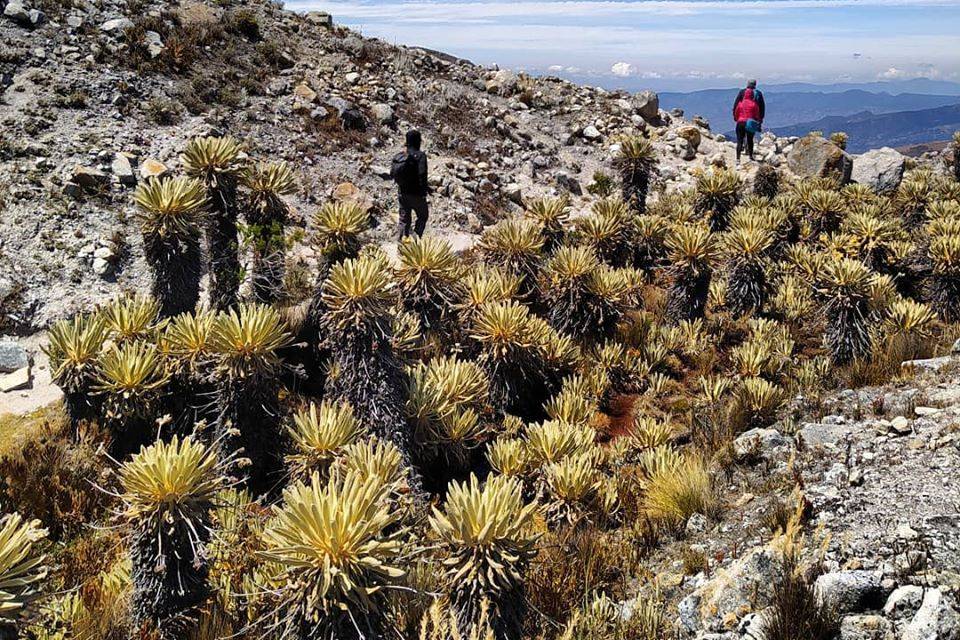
1, 0, 949, 334
633, 356, 960, 639
1, 0, 959, 638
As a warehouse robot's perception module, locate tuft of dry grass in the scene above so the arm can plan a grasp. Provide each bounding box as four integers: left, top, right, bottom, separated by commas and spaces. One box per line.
643, 454, 718, 530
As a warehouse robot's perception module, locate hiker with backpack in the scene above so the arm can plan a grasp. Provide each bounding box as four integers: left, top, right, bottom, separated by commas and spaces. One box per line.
391, 129, 430, 240
733, 79, 765, 164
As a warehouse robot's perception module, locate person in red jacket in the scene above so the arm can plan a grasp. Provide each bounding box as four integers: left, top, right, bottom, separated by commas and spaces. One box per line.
733, 79, 765, 163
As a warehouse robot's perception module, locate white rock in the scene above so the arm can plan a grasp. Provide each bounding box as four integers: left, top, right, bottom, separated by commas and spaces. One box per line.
902, 589, 960, 640
0, 367, 30, 393
582, 125, 601, 141
852, 147, 906, 194
100, 17, 134, 32
883, 586, 924, 620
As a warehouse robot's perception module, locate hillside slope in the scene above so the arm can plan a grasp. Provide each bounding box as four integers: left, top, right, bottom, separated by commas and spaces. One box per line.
0, 0, 767, 331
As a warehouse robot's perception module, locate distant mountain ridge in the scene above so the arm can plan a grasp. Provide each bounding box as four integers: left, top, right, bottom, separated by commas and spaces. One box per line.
766, 103, 960, 154
659, 88, 960, 132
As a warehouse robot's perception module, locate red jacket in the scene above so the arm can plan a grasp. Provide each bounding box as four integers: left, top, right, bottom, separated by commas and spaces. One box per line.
734, 88, 761, 123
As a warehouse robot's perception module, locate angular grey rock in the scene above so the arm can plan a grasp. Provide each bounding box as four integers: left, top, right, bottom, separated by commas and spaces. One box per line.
814, 570, 887, 614
3, 1, 31, 26
840, 614, 895, 640
678, 545, 783, 634
0, 367, 30, 393
733, 427, 792, 461
902, 356, 953, 372
634, 90, 659, 120
487, 69, 518, 96
111, 153, 136, 185
554, 171, 582, 196
902, 589, 960, 640
685, 512, 709, 536
305, 11, 333, 27
852, 147, 905, 194
71, 166, 110, 190
787, 135, 853, 182
884, 585, 924, 620
0, 342, 29, 373
371, 103, 394, 124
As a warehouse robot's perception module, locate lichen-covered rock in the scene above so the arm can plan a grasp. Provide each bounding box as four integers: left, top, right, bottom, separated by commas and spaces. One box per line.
677, 545, 783, 636
814, 570, 887, 614
786, 134, 853, 182
851, 147, 905, 193
840, 615, 895, 640
902, 589, 960, 640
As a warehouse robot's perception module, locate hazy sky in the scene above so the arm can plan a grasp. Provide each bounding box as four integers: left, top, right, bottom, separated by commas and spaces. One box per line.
289, 0, 960, 90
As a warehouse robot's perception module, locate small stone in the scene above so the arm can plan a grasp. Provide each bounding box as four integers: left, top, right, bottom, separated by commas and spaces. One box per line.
100, 17, 134, 33
71, 166, 109, 191
894, 523, 919, 540
93, 257, 111, 276
3, 1, 32, 26
685, 512, 709, 536
889, 416, 912, 435
951, 338, 960, 354
293, 83, 317, 103
0, 367, 30, 393
914, 406, 940, 417
371, 103, 394, 124
582, 125, 602, 141
677, 125, 702, 149
633, 90, 659, 120
111, 153, 136, 185
305, 11, 333, 27
0, 342, 29, 373
840, 614, 894, 640
902, 588, 960, 640
139, 158, 168, 180
344, 72, 361, 85
502, 183, 522, 205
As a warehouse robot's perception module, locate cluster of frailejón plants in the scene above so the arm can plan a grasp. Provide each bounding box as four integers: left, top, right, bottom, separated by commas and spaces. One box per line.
28, 129, 960, 640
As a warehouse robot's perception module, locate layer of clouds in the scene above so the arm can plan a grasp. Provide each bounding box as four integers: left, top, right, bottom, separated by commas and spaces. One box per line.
297, 0, 960, 86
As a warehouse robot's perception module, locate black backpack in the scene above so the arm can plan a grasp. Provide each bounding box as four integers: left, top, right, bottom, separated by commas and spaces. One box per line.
391, 151, 420, 192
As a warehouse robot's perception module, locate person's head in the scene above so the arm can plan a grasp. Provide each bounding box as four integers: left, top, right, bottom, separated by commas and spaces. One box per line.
406, 129, 422, 150
747, 79, 757, 89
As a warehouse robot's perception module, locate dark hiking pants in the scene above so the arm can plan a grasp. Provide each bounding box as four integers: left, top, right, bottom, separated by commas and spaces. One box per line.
736, 122, 755, 161
397, 193, 429, 240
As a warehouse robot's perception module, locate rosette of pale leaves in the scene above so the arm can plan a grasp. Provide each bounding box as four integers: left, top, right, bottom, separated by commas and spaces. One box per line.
93, 340, 170, 420
44, 313, 107, 394
180, 136, 245, 181
0, 513, 48, 622
321, 254, 395, 341
98, 294, 164, 344
286, 400, 363, 477
261, 470, 406, 627
134, 176, 207, 238
312, 201, 370, 263
208, 303, 291, 381
429, 474, 538, 602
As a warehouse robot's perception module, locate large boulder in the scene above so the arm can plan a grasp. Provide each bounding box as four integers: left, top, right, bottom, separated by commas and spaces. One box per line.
814, 570, 887, 614
486, 69, 518, 96
786, 135, 853, 182
0, 342, 28, 373
677, 545, 783, 635
851, 147, 906, 193
902, 589, 960, 640
634, 90, 660, 120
